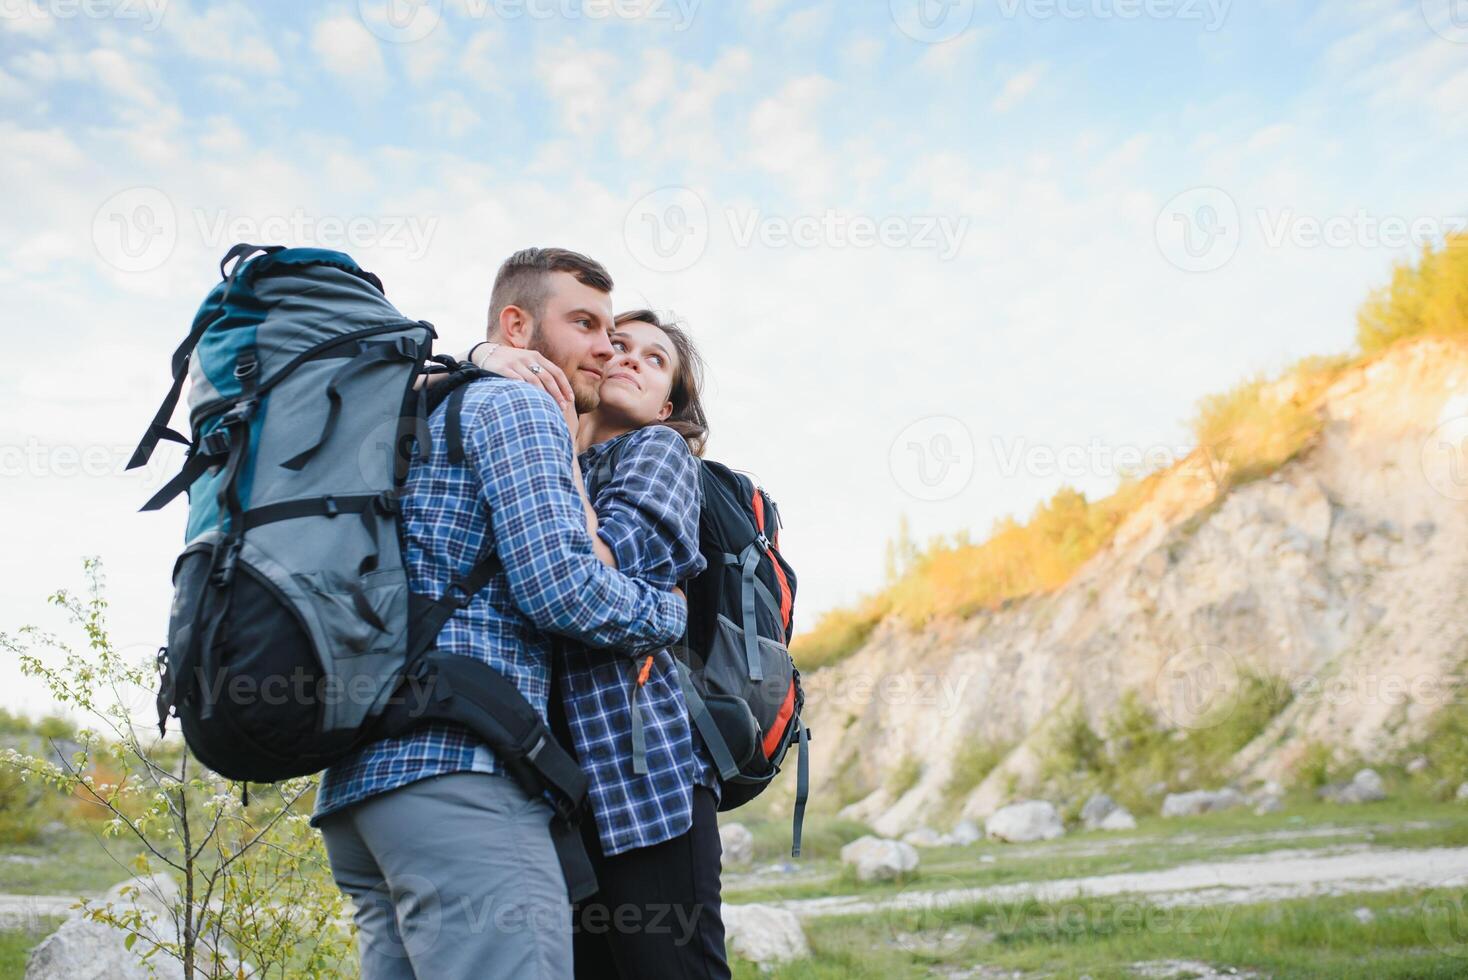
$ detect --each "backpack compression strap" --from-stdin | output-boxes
[791,716,809,858]
[127,245,282,472]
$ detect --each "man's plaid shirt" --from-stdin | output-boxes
[561,426,715,855]
[312,380,686,825]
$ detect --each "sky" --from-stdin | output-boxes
[1,0,1466,716]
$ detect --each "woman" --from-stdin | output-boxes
[473,310,728,979]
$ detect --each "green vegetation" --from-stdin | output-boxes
[885,755,923,800]
[0,916,66,980]
[793,236,1468,673]
[1358,233,1468,352]
[1190,367,1330,493]
[729,887,1468,979]
[684,795,1468,907]
[1,562,353,979]
[793,480,1158,671]
[941,738,1012,811]
[1035,677,1293,814]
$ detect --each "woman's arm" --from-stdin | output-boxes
[585,426,706,590]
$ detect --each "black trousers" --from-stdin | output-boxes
[570,786,731,980]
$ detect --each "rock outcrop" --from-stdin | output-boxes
[785,340,1468,836]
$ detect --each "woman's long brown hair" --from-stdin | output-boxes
[613,309,709,457]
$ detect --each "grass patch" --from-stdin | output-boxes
[0,915,65,979]
[885,756,922,801]
[725,792,1468,906]
[1034,678,1293,815]
[820,887,1468,979]
[0,826,147,896]
[1358,234,1468,352]
[740,816,873,866]
[941,738,1012,815]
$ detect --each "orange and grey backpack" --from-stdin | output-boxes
[591,451,810,855]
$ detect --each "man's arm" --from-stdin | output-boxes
[465,383,684,650]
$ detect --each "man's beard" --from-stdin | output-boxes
[530,323,601,414]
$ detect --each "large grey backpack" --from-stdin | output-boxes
[132,244,597,899]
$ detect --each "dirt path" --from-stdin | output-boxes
[774,845,1468,919]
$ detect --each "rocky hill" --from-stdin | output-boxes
[792,338,1468,837]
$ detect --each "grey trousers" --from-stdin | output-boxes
[319,771,572,980]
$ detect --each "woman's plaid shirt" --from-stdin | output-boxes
[312,380,687,825]
[559,425,713,855]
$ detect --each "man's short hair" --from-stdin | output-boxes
[487,247,614,333]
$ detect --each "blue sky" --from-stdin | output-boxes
[1,0,1466,714]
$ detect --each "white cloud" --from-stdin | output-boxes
[779,1,834,42]
[86,48,164,109]
[311,15,385,84]
[401,21,456,84]
[198,115,248,154]
[457,30,501,90]
[746,74,836,197]
[842,36,882,69]
[993,61,1046,112]
[428,92,482,139]
[162,0,282,73]
[918,30,982,74]
[535,39,619,136]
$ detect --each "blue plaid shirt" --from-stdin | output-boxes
[312,380,686,824]
[560,426,714,855]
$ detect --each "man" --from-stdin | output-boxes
[312,248,684,979]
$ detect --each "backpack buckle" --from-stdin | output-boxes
[219,397,258,427]
[755,533,771,553]
[201,429,231,457]
[233,352,259,380]
[322,495,339,518]
[211,538,242,588]
[394,336,419,360]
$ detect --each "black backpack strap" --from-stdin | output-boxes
[127,311,219,471]
[128,245,282,472]
[791,716,809,857]
[672,659,740,781]
[382,548,600,902]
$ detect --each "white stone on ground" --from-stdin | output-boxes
[840,835,920,882]
[720,822,755,868]
[985,801,1065,843]
[722,903,810,966]
[1161,788,1245,818]
[26,874,247,980]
